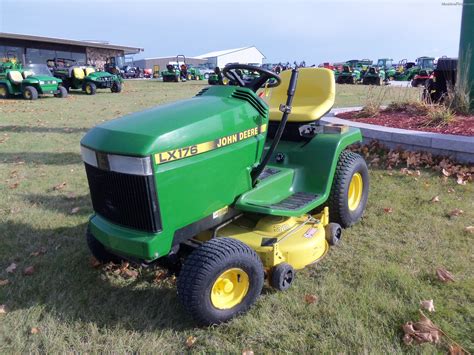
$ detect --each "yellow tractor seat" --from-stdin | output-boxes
[22,70,33,79]
[8,71,24,84]
[84,67,95,76]
[73,67,85,79]
[268,68,335,123]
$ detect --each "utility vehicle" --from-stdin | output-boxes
[81,65,369,325]
[0,61,67,100]
[51,58,122,95]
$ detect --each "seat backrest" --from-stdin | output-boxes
[268,68,335,122]
[84,67,95,76]
[8,71,24,84]
[73,67,85,79]
[22,70,33,79]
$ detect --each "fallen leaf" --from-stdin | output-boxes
[442,168,451,177]
[304,294,318,304]
[6,263,17,273]
[430,195,440,203]
[420,299,435,312]
[0,305,7,314]
[465,226,474,234]
[449,345,466,355]
[436,267,455,282]
[0,279,10,286]
[30,327,39,334]
[242,350,254,355]
[448,208,464,217]
[30,247,46,257]
[456,177,466,185]
[402,333,413,345]
[402,322,416,335]
[447,187,455,193]
[70,207,80,214]
[23,266,35,276]
[383,207,393,213]
[90,257,101,268]
[53,182,67,190]
[8,182,19,189]
[122,269,139,279]
[185,335,197,348]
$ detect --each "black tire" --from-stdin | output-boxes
[270,262,295,291]
[177,237,264,325]
[111,82,122,93]
[55,86,68,98]
[86,227,122,264]
[336,76,344,84]
[0,83,9,99]
[84,82,97,95]
[411,79,418,87]
[325,223,342,246]
[23,86,38,100]
[327,150,369,228]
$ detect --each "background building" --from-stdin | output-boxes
[195,46,266,67]
[133,56,207,71]
[0,32,143,69]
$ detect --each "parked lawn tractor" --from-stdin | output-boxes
[336,64,359,84]
[51,58,122,95]
[361,66,384,85]
[394,57,435,83]
[161,55,187,82]
[208,67,224,85]
[81,66,369,325]
[423,57,457,103]
[187,66,204,80]
[0,60,67,100]
[375,58,396,80]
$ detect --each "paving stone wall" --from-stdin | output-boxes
[86,47,124,69]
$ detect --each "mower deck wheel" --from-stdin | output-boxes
[327,150,369,228]
[270,262,295,291]
[23,86,38,100]
[325,223,342,246]
[177,237,264,325]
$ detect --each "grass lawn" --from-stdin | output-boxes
[0,81,472,353]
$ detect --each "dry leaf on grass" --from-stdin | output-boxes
[448,208,464,217]
[447,187,455,193]
[420,300,435,312]
[70,207,80,214]
[304,294,318,304]
[90,257,101,268]
[8,182,19,189]
[430,196,440,203]
[23,266,35,276]
[465,226,474,234]
[0,305,7,314]
[383,207,393,213]
[53,182,67,190]
[242,350,254,355]
[185,335,197,348]
[0,279,10,286]
[402,311,441,345]
[30,327,39,334]
[436,268,455,282]
[6,263,17,273]
[30,247,46,257]
[449,345,467,355]
[442,168,452,177]
[122,268,139,279]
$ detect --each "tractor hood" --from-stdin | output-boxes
[81,86,267,157]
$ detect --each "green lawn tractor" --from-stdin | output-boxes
[335,64,359,84]
[51,58,122,95]
[362,66,384,85]
[375,58,396,80]
[162,55,187,82]
[393,57,435,83]
[81,65,369,325]
[0,61,67,100]
[208,66,224,85]
[187,66,204,80]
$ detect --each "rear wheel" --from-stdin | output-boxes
[55,86,68,98]
[0,84,9,99]
[84,82,97,95]
[111,82,122,93]
[23,86,38,100]
[177,237,264,325]
[327,150,369,228]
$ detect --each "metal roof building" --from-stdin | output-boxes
[0,32,143,69]
[195,46,266,67]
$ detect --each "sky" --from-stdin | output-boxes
[0,0,464,65]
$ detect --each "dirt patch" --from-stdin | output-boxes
[338,110,474,137]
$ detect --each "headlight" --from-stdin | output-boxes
[80,146,153,176]
[39,81,45,85]
[52,81,57,84]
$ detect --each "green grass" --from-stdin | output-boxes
[1,81,472,353]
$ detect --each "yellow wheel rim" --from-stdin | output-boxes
[86,85,91,94]
[0,87,6,96]
[24,90,31,99]
[211,268,249,310]
[348,172,363,211]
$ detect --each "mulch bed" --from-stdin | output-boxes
[338,110,474,137]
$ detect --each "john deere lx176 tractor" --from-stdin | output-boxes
[81,65,369,325]
[51,58,122,95]
[0,60,67,100]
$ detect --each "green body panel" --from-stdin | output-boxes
[83,85,362,261]
[236,128,362,216]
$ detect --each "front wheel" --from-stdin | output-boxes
[177,237,264,325]
[111,82,122,93]
[0,83,9,99]
[327,151,369,228]
[84,82,97,95]
[55,86,68,98]
[23,86,39,100]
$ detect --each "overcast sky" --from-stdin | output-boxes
[0,0,464,64]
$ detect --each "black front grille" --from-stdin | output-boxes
[85,163,161,233]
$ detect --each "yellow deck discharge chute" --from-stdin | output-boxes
[268,68,335,122]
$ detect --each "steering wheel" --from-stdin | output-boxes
[222,64,281,92]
